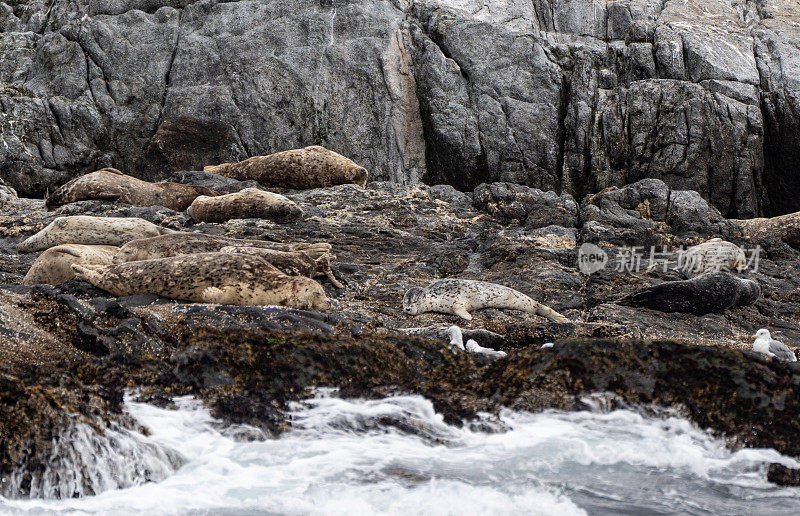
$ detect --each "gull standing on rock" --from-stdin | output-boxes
[753,329,797,362]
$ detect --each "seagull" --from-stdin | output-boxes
[753,329,797,362]
[465,339,507,358]
[447,326,506,357]
[541,342,554,349]
[446,325,465,351]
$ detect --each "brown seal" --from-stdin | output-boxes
[22,244,119,285]
[113,232,331,264]
[203,146,368,190]
[219,246,344,288]
[71,252,331,309]
[735,211,800,250]
[45,168,219,211]
[187,188,303,223]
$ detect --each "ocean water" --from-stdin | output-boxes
[2,392,799,515]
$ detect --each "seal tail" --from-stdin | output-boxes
[530,301,570,323]
[203,163,230,176]
[71,263,104,285]
[514,291,569,322]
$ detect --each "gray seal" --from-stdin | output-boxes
[618,272,760,315]
[402,279,570,322]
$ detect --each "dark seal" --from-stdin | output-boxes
[618,272,760,315]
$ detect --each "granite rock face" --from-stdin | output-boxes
[1,0,800,217]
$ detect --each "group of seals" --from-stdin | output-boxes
[204,145,368,190]
[72,253,330,309]
[403,279,569,322]
[17,215,337,309]
[187,188,302,223]
[45,168,219,211]
[17,146,371,308]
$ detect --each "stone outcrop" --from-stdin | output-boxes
[1,0,799,218]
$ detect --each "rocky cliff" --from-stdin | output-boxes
[2,0,800,217]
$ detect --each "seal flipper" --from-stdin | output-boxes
[92,191,122,202]
[201,286,241,305]
[531,301,570,323]
[452,305,473,320]
[71,263,104,285]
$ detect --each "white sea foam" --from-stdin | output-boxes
[2,393,799,515]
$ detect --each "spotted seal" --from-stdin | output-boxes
[18,216,172,253]
[113,232,331,264]
[219,246,344,288]
[22,244,119,285]
[680,238,746,275]
[618,272,760,315]
[71,252,331,309]
[45,168,219,211]
[204,146,368,190]
[402,279,570,322]
[187,188,302,223]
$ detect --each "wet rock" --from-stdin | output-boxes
[767,463,800,486]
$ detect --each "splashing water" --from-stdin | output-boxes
[2,392,800,514]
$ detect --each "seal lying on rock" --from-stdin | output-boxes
[22,244,119,285]
[204,146,369,190]
[18,216,172,253]
[618,272,760,315]
[735,211,800,250]
[113,232,331,263]
[219,246,344,288]
[71,252,331,309]
[403,279,570,322]
[680,238,746,275]
[187,188,302,223]
[45,168,219,211]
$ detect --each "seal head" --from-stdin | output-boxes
[402,287,425,315]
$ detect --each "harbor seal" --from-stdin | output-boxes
[22,244,119,285]
[71,252,331,309]
[204,146,369,190]
[18,216,172,253]
[680,238,746,275]
[219,246,344,288]
[45,168,219,211]
[618,272,760,315]
[403,279,570,322]
[187,188,302,223]
[113,233,331,263]
[734,211,800,250]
